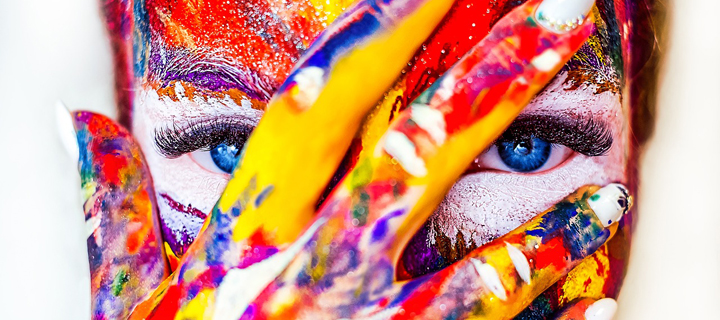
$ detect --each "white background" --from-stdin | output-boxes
[0,0,718,318]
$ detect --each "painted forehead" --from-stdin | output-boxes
[133,0,623,100]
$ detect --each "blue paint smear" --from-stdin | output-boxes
[526,201,610,260]
[255,185,274,208]
[371,209,404,242]
[278,10,381,93]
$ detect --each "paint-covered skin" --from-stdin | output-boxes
[69,0,631,318]
[247,186,625,319]
[232,3,609,318]
[120,3,633,310]
[73,111,168,319]
[79,0,653,317]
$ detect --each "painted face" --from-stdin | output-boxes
[104,0,652,315]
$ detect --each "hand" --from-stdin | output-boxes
[69,0,629,318]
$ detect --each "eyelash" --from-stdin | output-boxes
[154,118,255,159]
[153,114,611,177]
[495,115,613,157]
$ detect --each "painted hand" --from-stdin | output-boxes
[68,0,630,318]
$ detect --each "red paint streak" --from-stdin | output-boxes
[582,277,592,293]
[146,285,181,319]
[143,0,325,85]
[378,297,389,308]
[400,0,528,108]
[534,237,568,271]
[248,228,274,247]
[97,153,127,185]
[160,193,208,219]
[392,277,444,320]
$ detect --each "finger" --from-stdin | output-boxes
[244,0,596,317]
[394,184,631,319]
[216,0,458,248]
[69,110,169,319]
[315,0,595,272]
[554,298,618,320]
[130,0,459,316]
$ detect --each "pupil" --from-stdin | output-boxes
[514,141,531,156]
[497,137,551,172]
[210,143,241,173]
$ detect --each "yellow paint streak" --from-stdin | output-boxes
[220,0,456,245]
[175,289,215,320]
[559,245,611,303]
[359,85,406,156]
[307,0,358,23]
[386,99,526,263]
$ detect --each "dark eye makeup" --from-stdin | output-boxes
[465,113,613,174]
[153,113,611,176]
[153,117,255,159]
[496,114,613,157]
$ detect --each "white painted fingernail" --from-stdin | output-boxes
[383,130,428,177]
[505,242,531,284]
[588,183,632,228]
[585,298,617,320]
[535,0,595,33]
[55,101,79,163]
[471,258,507,301]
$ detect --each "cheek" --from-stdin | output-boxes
[429,124,629,248]
[146,155,229,212]
[132,103,230,214]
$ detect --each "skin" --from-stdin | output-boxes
[132,59,628,273]
[422,72,626,264]
[88,0,647,317]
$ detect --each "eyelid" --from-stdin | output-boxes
[466,114,611,175]
[498,114,613,157]
[153,116,257,158]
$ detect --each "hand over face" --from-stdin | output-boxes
[73,0,635,318]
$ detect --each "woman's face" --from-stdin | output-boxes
[125,0,632,309]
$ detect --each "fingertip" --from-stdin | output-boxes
[535,0,595,34]
[55,101,79,163]
[588,183,632,228]
[585,298,618,320]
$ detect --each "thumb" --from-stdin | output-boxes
[71,110,169,319]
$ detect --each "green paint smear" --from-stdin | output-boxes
[590,194,600,201]
[349,159,373,190]
[527,15,539,27]
[352,191,370,226]
[111,269,130,296]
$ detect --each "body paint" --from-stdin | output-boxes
[73,111,168,319]
[240,1,597,318]
[391,185,627,319]
[87,1,648,316]
[246,184,629,319]
[128,0,458,316]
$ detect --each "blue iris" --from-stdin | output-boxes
[210,143,241,173]
[497,137,551,172]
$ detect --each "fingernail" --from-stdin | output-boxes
[588,183,632,228]
[585,298,617,320]
[55,101,79,163]
[535,0,595,33]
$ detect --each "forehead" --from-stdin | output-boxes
[134,0,624,100]
[136,0,353,94]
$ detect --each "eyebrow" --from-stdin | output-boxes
[148,49,278,102]
[561,41,621,94]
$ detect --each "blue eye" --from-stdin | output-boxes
[209,143,241,173]
[496,137,551,172]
